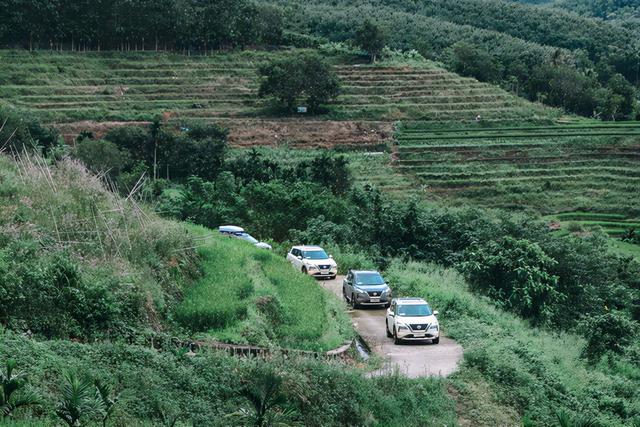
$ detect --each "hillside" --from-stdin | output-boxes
[394,121,640,215]
[0,50,554,141]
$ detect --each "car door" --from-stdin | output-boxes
[386,301,396,333]
[287,248,297,265]
[343,271,354,299]
[290,249,303,270]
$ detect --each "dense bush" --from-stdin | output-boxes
[0,105,60,154]
[0,332,457,426]
[460,237,560,324]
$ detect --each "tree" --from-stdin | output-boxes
[449,41,502,83]
[73,139,131,180]
[461,237,560,324]
[1,359,40,417]
[231,367,300,427]
[582,311,638,360]
[56,371,100,427]
[258,54,340,113]
[354,20,385,63]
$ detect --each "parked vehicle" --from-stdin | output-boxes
[286,245,337,279]
[218,225,272,250]
[385,298,440,344]
[343,270,392,308]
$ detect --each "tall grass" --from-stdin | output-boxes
[175,225,353,351]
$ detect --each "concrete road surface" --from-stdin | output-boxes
[321,275,463,378]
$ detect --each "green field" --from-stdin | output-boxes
[0,50,553,127]
[393,122,640,214]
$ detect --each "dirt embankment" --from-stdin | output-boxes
[54,118,393,149]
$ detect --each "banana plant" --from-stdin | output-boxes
[0,359,41,417]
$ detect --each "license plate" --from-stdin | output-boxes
[370,297,380,303]
[414,333,425,338]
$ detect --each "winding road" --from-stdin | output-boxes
[321,276,463,378]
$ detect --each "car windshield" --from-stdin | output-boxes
[356,272,385,285]
[303,250,329,260]
[236,232,258,244]
[397,304,432,317]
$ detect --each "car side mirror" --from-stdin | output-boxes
[433,310,439,316]
[297,256,302,260]
[329,254,333,258]
[388,310,394,316]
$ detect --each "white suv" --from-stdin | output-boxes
[386,298,440,344]
[286,245,337,279]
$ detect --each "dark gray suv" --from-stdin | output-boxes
[343,270,392,309]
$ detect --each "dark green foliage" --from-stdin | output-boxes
[1,359,40,417]
[73,139,131,180]
[233,366,300,427]
[0,0,284,51]
[0,106,59,154]
[97,122,228,185]
[461,237,560,324]
[55,371,100,427]
[354,20,385,63]
[0,237,144,339]
[582,311,638,360]
[258,54,340,112]
[449,41,502,82]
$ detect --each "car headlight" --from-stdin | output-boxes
[354,287,367,295]
[307,265,318,270]
[429,324,439,331]
[383,287,391,295]
[397,324,409,331]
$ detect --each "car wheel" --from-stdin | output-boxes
[384,302,390,308]
[432,337,440,345]
[393,328,401,345]
[343,289,348,302]
[386,320,392,338]
[351,294,358,309]
[301,266,307,274]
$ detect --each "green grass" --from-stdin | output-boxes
[0,49,556,124]
[385,261,640,427]
[175,224,352,352]
[609,240,640,259]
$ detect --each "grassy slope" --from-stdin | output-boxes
[385,261,640,427]
[0,154,198,339]
[394,122,640,215]
[175,224,353,351]
[0,49,554,125]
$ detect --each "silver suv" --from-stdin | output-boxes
[343,270,392,308]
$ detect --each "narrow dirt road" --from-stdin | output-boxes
[321,276,463,378]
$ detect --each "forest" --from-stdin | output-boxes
[0,0,286,51]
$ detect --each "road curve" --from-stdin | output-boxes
[321,276,463,378]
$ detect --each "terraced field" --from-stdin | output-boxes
[544,212,640,237]
[1,50,553,144]
[394,122,640,214]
